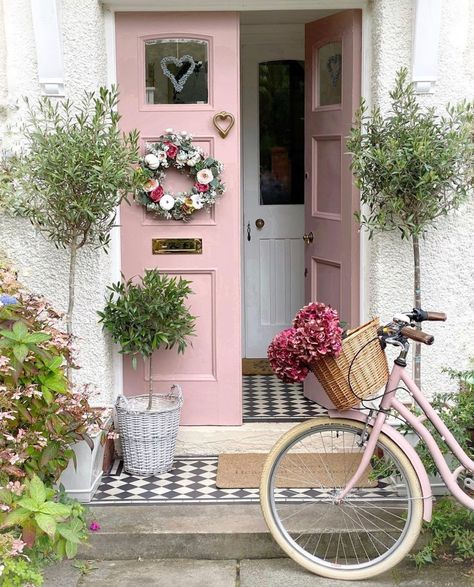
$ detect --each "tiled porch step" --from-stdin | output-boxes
[82,504,425,561]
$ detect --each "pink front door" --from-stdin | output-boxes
[303,10,362,404]
[115,12,242,425]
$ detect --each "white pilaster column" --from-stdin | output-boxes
[30,0,65,96]
[412,0,442,94]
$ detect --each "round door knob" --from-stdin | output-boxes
[302,231,314,245]
[255,218,265,229]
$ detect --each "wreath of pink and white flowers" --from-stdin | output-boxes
[137,129,225,221]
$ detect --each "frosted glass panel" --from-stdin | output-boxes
[145,38,208,105]
[318,42,342,106]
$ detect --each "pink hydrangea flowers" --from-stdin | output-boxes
[268,302,343,383]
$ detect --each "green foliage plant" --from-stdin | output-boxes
[412,497,474,567]
[347,67,474,386]
[5,86,143,367]
[0,295,101,486]
[0,475,88,560]
[98,270,196,410]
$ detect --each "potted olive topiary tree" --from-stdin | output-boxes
[98,269,196,476]
[3,87,144,381]
[347,68,474,387]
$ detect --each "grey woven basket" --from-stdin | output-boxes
[115,385,183,477]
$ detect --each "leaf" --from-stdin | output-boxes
[25,332,51,344]
[12,321,29,340]
[17,497,40,512]
[29,475,46,504]
[13,343,29,363]
[1,507,31,528]
[57,522,83,543]
[65,539,78,559]
[39,502,71,518]
[35,512,57,537]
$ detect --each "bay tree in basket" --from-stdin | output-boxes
[98,269,196,409]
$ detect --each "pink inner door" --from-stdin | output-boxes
[303,10,362,405]
[115,12,242,425]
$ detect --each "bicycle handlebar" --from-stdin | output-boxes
[406,308,447,322]
[400,326,434,345]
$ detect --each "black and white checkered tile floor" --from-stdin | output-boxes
[92,456,399,506]
[242,375,327,422]
[92,374,332,505]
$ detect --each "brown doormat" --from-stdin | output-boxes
[242,358,274,375]
[216,453,378,489]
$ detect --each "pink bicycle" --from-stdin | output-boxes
[260,309,474,580]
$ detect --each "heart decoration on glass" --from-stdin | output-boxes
[160,55,196,93]
[326,53,342,88]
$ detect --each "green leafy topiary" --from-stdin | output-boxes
[347,67,474,386]
[98,270,196,409]
[4,87,144,366]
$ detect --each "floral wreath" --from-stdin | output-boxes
[136,129,225,221]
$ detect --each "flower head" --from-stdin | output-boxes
[143,178,159,193]
[196,168,213,185]
[149,185,164,202]
[191,194,204,210]
[194,182,209,193]
[267,328,309,383]
[89,521,101,532]
[164,142,178,159]
[144,153,160,170]
[0,294,18,306]
[159,194,175,211]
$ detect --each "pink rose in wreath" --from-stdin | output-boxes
[150,185,164,202]
[194,182,209,193]
[164,142,178,159]
[143,178,159,192]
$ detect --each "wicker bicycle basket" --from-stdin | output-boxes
[310,318,389,410]
[115,385,183,477]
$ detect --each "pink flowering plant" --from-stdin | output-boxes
[268,302,343,383]
[0,261,103,583]
[136,129,225,221]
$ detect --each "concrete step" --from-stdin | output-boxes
[45,558,465,587]
[82,503,423,561]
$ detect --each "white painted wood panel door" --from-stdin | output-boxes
[242,40,305,358]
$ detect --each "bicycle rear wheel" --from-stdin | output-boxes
[260,418,423,580]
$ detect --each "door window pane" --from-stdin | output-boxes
[318,42,342,106]
[259,60,304,206]
[145,38,208,104]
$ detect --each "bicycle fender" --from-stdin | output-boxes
[329,409,433,521]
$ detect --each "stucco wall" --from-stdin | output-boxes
[0,0,473,406]
[368,0,474,397]
[0,0,116,406]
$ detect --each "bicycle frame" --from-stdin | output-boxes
[332,363,474,510]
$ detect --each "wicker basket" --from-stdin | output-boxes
[310,318,388,411]
[115,385,183,476]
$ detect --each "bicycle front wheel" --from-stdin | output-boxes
[260,418,423,581]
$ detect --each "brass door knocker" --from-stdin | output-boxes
[213,111,235,138]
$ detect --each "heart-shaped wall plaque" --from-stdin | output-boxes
[160,55,196,93]
[213,111,235,139]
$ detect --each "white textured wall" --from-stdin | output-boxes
[0,0,115,406]
[368,0,474,397]
[0,0,473,407]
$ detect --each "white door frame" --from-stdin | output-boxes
[103,2,372,394]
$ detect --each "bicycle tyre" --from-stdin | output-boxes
[260,418,424,580]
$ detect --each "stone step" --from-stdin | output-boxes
[82,503,424,561]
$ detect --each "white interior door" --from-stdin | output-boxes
[242,35,305,358]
